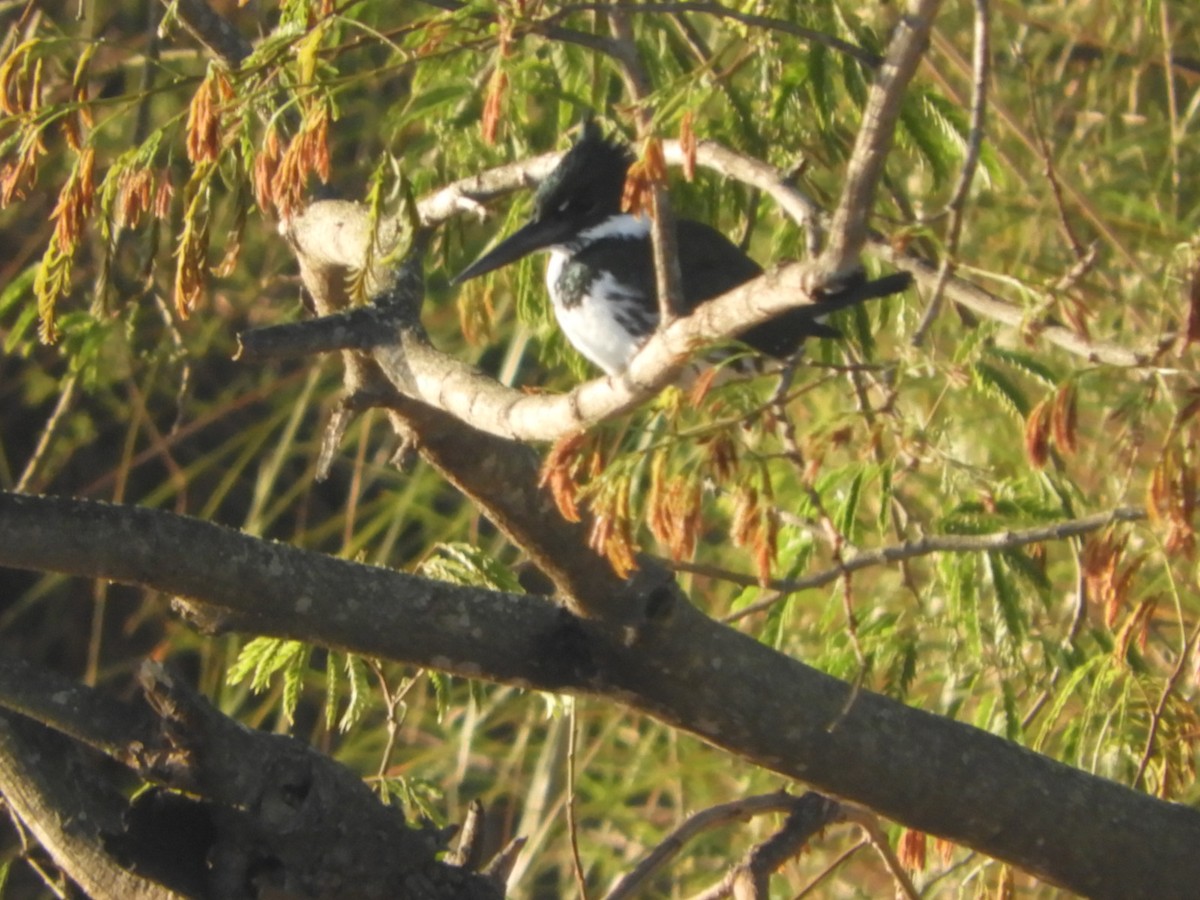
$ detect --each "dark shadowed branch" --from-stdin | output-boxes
[2,491,1200,899]
[0,652,502,899]
[604,791,825,900]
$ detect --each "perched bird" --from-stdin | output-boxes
[454,121,907,375]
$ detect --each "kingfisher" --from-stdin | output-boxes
[454,121,908,375]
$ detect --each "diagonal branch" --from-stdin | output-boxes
[272,200,906,443]
[606,10,687,323]
[821,0,943,276]
[164,0,252,67]
[604,791,805,899]
[3,491,1200,899]
[0,710,185,900]
[0,652,503,900]
[911,0,991,345]
[871,237,1165,367]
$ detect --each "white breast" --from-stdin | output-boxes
[545,251,653,374]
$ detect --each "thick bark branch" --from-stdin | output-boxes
[0,711,186,900]
[2,491,1199,899]
[0,649,503,899]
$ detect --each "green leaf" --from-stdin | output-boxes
[1000,548,1051,603]
[429,670,450,723]
[325,651,341,730]
[898,97,949,183]
[776,527,815,581]
[228,636,302,690]
[0,263,37,318]
[281,643,312,725]
[398,84,471,127]
[849,298,875,360]
[416,542,521,592]
[894,635,918,700]
[836,468,864,543]
[983,345,1060,388]
[339,654,371,732]
[971,361,1029,419]
[987,552,1026,650]
[876,462,892,534]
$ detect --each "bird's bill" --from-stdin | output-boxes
[452,215,571,284]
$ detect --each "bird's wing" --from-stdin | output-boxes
[674,219,763,311]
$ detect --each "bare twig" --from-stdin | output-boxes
[870,235,1163,367]
[163,0,252,66]
[566,700,589,900]
[927,28,1143,274]
[606,10,686,323]
[15,373,79,493]
[481,835,526,886]
[941,0,991,219]
[792,837,869,899]
[765,375,867,682]
[912,0,990,345]
[839,805,921,900]
[1159,2,1182,217]
[604,791,804,900]
[1026,73,1088,262]
[1133,616,1200,791]
[448,799,487,870]
[704,506,1148,623]
[541,2,882,68]
[688,793,842,900]
[366,662,421,787]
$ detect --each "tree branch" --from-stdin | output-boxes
[0,652,503,899]
[163,0,252,67]
[261,128,1155,453]
[0,711,184,900]
[911,0,990,345]
[271,199,905,443]
[606,10,687,323]
[655,506,1152,622]
[604,791,805,899]
[871,236,1166,367]
[3,491,1200,899]
[687,793,843,900]
[540,2,883,69]
[821,0,943,276]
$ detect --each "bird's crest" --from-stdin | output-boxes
[533,120,635,220]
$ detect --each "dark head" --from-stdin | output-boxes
[453,121,635,284]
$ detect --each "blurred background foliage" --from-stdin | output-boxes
[1,0,1199,896]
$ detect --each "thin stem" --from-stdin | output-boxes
[566,699,589,900]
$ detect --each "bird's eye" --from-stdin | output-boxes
[557,199,572,214]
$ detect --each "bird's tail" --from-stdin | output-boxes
[808,270,914,319]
